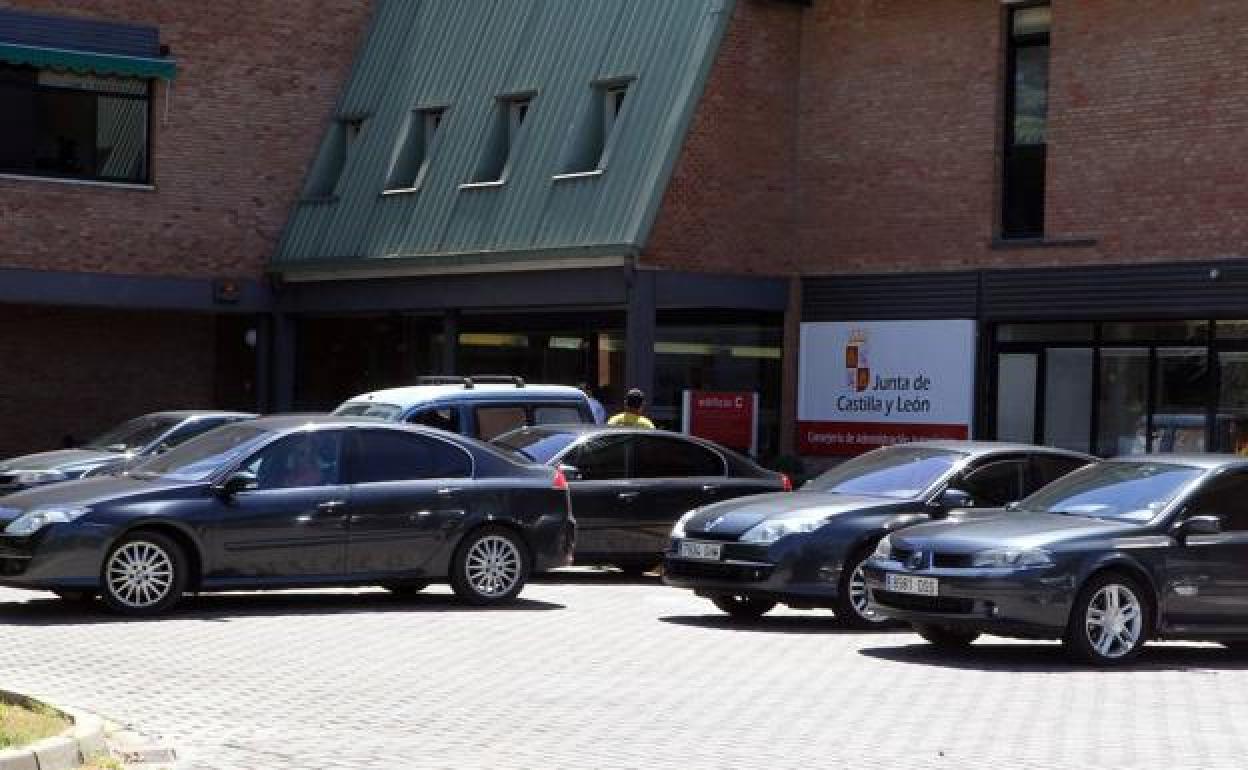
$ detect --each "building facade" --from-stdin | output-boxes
[4,0,1248,463]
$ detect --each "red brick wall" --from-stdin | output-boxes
[0,305,217,456]
[795,0,1248,275]
[642,0,802,275]
[0,0,372,280]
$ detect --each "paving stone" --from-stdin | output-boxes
[0,576,1246,769]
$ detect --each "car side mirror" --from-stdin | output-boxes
[1175,515,1222,539]
[932,488,975,512]
[214,471,257,499]
[558,464,583,482]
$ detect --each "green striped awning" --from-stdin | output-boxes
[0,42,176,80]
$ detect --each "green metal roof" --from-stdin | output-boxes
[0,42,176,79]
[273,0,735,275]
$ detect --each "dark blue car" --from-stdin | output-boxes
[0,416,573,615]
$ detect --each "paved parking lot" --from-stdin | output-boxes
[3,573,1248,769]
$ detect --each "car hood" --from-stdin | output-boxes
[890,511,1135,553]
[0,448,124,474]
[0,475,202,522]
[684,491,910,538]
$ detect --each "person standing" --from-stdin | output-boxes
[608,388,655,429]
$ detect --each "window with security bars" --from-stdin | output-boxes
[0,64,151,183]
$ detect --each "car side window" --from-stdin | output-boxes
[533,404,586,426]
[243,432,343,490]
[564,435,631,481]
[350,430,472,483]
[408,407,461,434]
[632,436,725,479]
[960,458,1028,507]
[475,406,528,441]
[1183,472,1248,531]
[1030,455,1091,492]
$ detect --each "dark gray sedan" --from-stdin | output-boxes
[0,410,256,493]
[664,442,1092,626]
[865,455,1248,665]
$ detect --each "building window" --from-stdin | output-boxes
[1001,4,1051,239]
[0,64,151,184]
[471,94,532,184]
[305,115,367,199]
[385,107,445,192]
[560,79,631,176]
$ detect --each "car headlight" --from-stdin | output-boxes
[970,548,1053,568]
[873,535,893,560]
[4,507,91,537]
[11,470,68,486]
[740,515,828,545]
[671,510,699,539]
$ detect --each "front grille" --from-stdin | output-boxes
[933,553,973,568]
[873,590,974,614]
[665,559,773,582]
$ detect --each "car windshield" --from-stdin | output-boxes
[1017,461,1205,522]
[333,402,402,420]
[131,423,275,482]
[84,415,181,453]
[492,429,578,464]
[804,446,965,500]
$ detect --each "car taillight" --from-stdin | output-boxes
[553,468,569,491]
[782,474,793,492]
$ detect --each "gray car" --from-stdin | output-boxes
[865,455,1248,665]
[0,411,256,493]
[663,441,1092,626]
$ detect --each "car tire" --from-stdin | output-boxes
[915,624,979,649]
[382,581,431,597]
[835,548,893,629]
[450,526,530,606]
[99,531,188,617]
[711,595,777,620]
[1063,571,1151,666]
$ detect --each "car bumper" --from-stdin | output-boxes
[0,526,108,591]
[863,561,1076,638]
[662,538,842,607]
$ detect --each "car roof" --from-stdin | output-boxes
[898,440,1094,459]
[146,410,258,420]
[1105,453,1248,471]
[340,384,587,409]
[243,414,389,431]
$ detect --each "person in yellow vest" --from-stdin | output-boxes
[608,388,656,429]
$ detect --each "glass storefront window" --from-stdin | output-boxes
[1044,348,1093,452]
[1103,321,1208,343]
[1217,351,1248,454]
[996,323,1094,343]
[996,354,1038,443]
[1215,321,1248,340]
[1096,348,1149,456]
[1151,347,1209,453]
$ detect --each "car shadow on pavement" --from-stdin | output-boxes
[660,614,903,636]
[0,590,565,625]
[859,641,1248,672]
[533,569,662,586]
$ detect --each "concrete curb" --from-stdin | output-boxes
[0,691,107,770]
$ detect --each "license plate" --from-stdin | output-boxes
[679,541,723,561]
[886,573,939,596]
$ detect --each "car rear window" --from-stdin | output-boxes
[333,402,403,420]
[475,406,528,441]
[533,404,586,425]
[493,429,579,463]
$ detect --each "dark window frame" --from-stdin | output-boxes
[0,63,154,185]
[1000,2,1051,239]
[346,428,474,483]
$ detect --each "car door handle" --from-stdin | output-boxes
[437,487,460,496]
[617,491,640,502]
[701,485,720,494]
[316,500,347,515]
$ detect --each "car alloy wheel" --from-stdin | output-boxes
[101,532,187,616]
[451,526,530,605]
[1065,572,1150,666]
[836,550,891,628]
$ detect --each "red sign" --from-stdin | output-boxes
[798,421,970,456]
[683,391,758,454]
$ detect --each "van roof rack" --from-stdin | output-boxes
[416,375,526,389]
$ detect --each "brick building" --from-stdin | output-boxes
[4,0,1248,463]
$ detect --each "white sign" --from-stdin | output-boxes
[798,320,977,455]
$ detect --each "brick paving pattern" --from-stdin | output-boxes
[1,574,1246,769]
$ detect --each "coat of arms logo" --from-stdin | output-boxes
[845,329,870,393]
